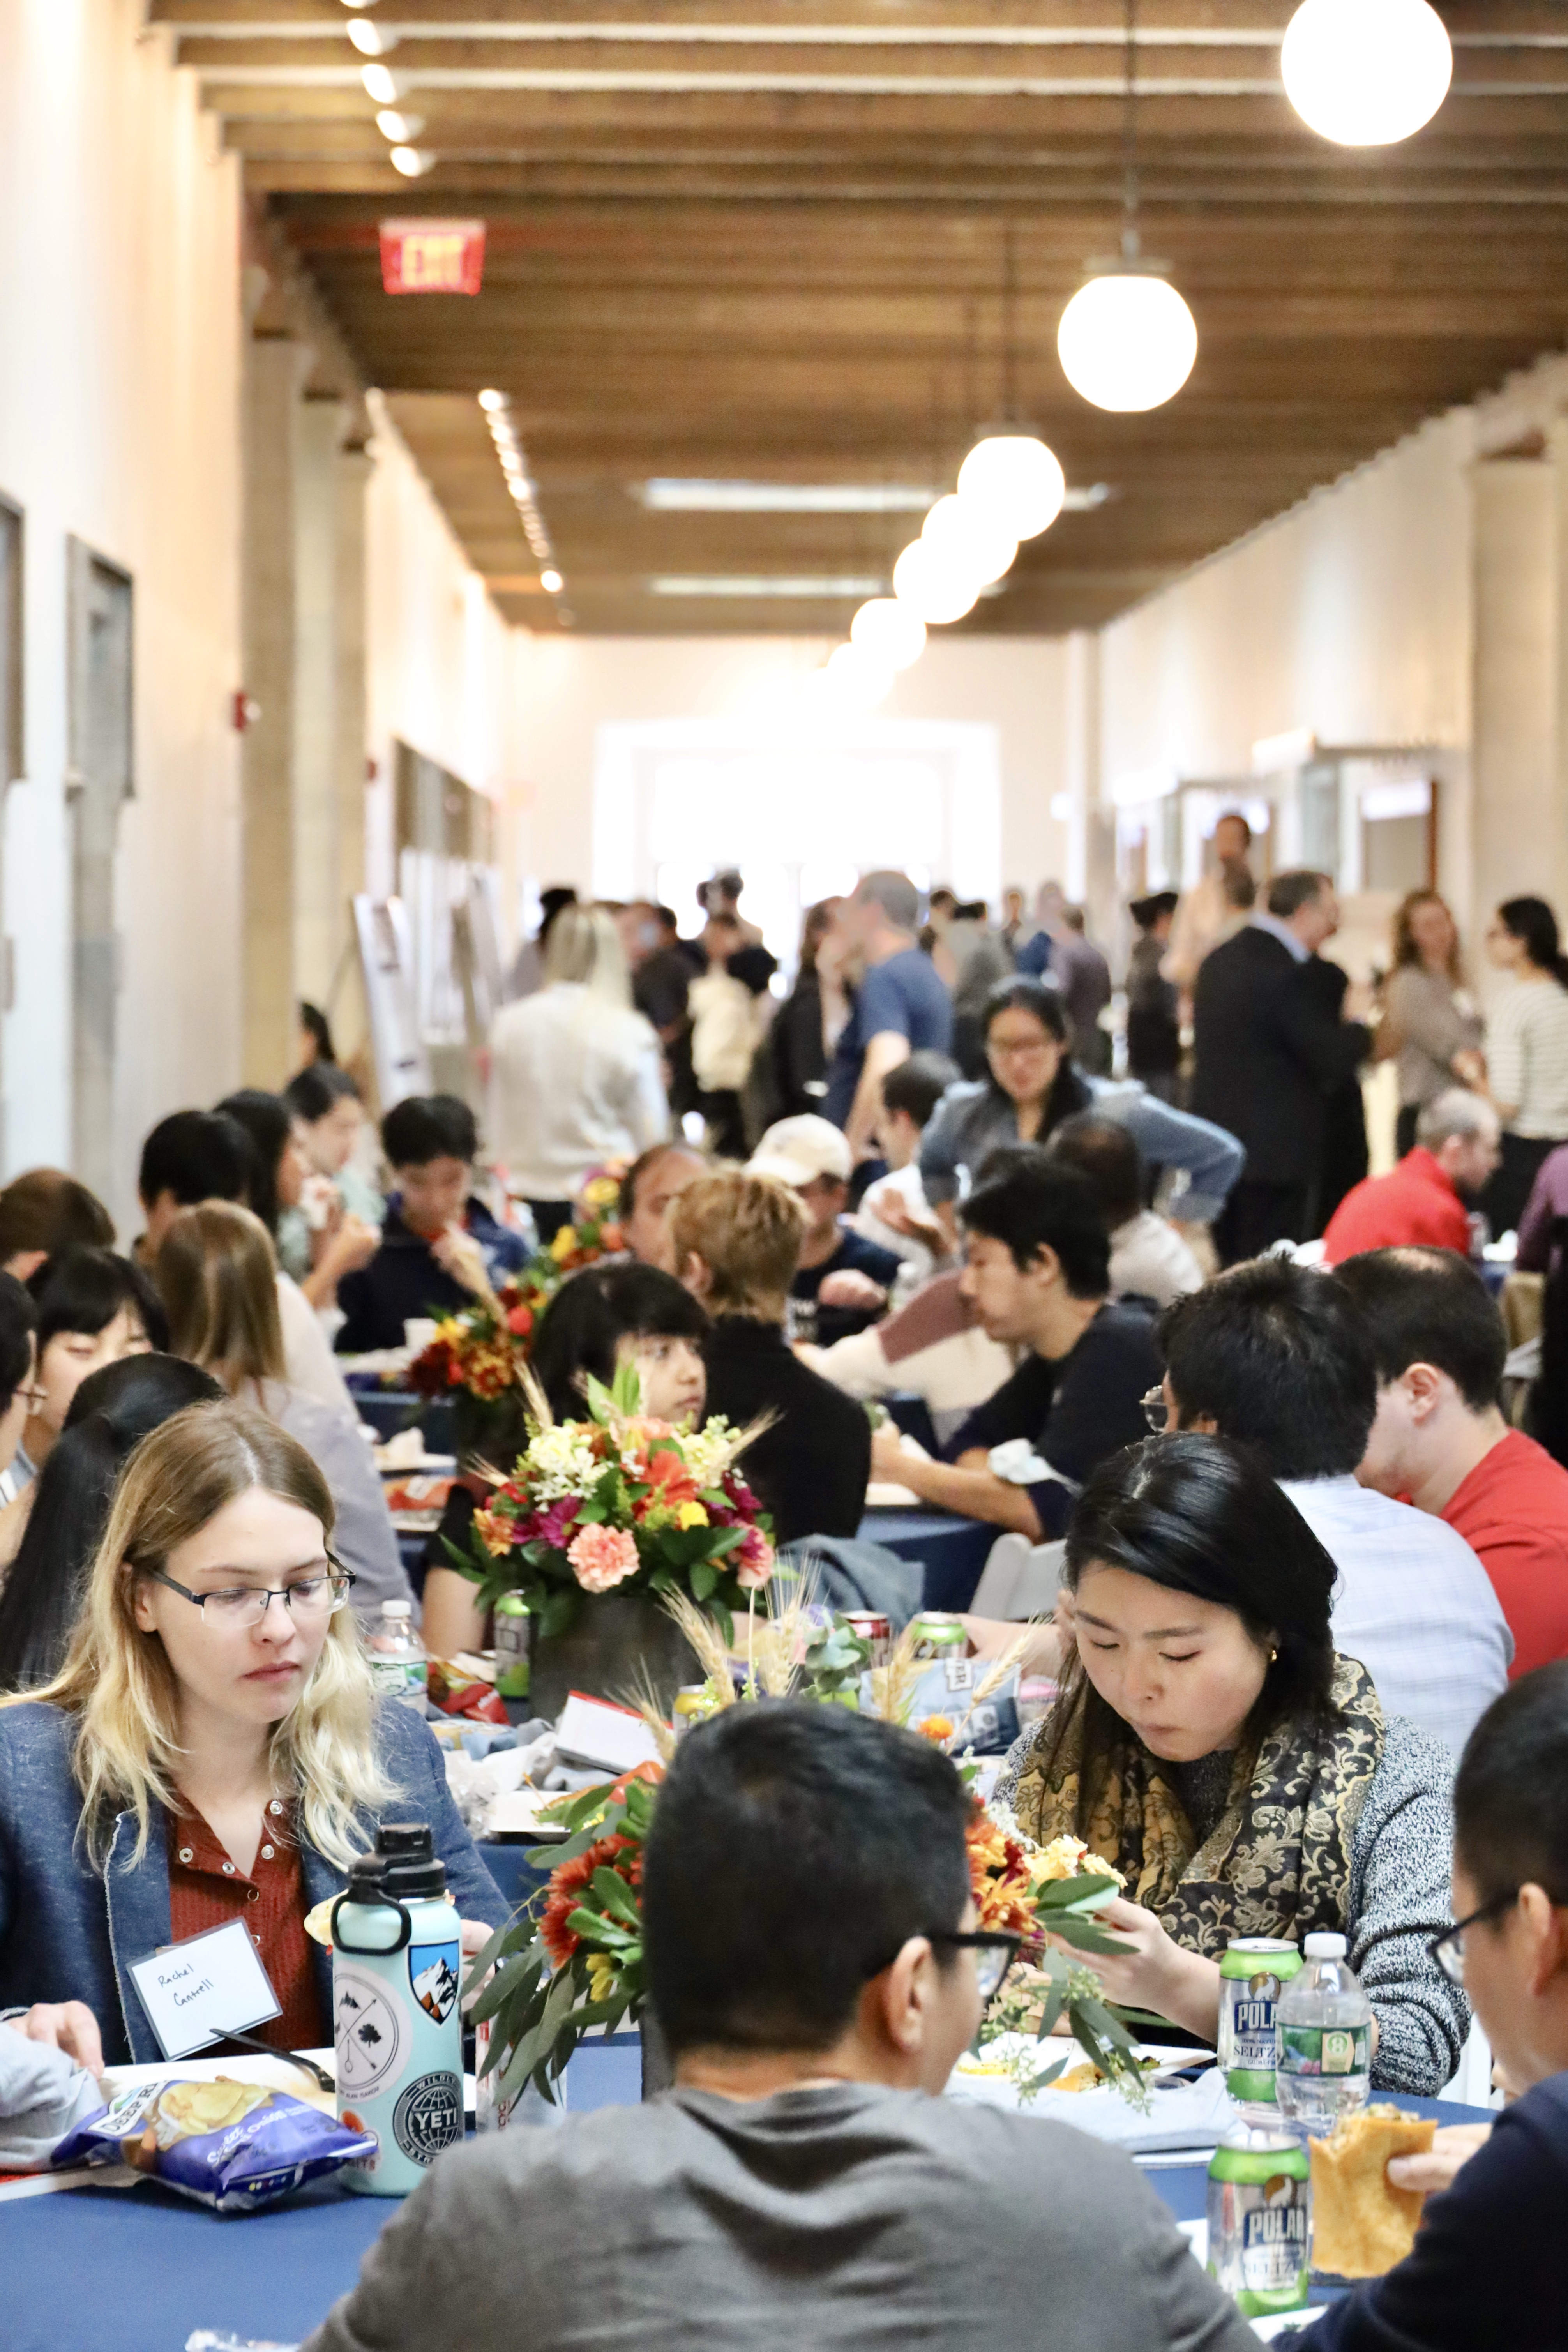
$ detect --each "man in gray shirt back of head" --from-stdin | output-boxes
[306,1705,1254,2352]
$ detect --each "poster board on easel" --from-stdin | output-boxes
[353,893,431,1112]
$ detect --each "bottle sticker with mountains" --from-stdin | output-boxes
[1278,2024,1370,2077]
[408,1939,461,2027]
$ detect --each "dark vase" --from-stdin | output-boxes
[452,1388,531,1476]
[528,1592,702,1722]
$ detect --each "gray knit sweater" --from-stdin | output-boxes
[993,1710,1469,2097]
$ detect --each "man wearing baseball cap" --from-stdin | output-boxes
[748,1116,902,1347]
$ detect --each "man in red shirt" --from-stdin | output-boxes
[1322,1089,1499,1265]
[1340,1245,1568,1676]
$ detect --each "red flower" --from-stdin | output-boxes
[540,1830,641,1967]
[506,1303,535,1337]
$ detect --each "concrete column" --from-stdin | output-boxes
[1470,452,1560,923]
[242,334,312,1085]
[293,395,347,1012]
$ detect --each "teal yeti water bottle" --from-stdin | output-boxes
[331,1822,464,2197]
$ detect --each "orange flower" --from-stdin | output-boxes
[641,1444,701,1511]
[540,1830,641,1967]
[966,1805,1039,1937]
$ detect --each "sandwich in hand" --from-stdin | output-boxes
[1310,2104,1436,2278]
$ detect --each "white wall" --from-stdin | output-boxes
[0,2,243,1225]
[363,397,530,900]
[1098,345,1568,949]
[508,631,1075,909]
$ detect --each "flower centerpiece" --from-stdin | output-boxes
[464,1600,1157,2119]
[965,1812,1152,2106]
[406,1168,629,1459]
[454,1359,774,1714]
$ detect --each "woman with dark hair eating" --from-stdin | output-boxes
[996,1432,1467,2091]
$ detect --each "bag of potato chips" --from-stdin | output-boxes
[52,2076,377,2212]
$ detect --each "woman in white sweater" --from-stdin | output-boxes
[487,904,668,1241]
[1482,895,1568,1235]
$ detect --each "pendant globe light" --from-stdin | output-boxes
[850,597,927,671]
[920,494,1017,590]
[953,229,1067,544]
[1056,0,1198,415]
[957,433,1065,541]
[892,539,980,626]
[1282,0,1451,147]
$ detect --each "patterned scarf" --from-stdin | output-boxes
[1009,1655,1384,1955]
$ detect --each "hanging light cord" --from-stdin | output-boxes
[1121,0,1141,261]
[1002,223,1018,423]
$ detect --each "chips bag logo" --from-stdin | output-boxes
[410,1940,461,2027]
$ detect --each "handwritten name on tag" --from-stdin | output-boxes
[128,1920,283,2060]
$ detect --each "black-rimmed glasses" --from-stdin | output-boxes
[930,1930,1025,2004]
[1428,1893,1517,1986]
[141,1555,357,1632]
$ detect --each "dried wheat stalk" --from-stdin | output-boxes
[868,1619,926,1727]
[659,1588,736,1705]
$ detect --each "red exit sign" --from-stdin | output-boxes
[379,219,486,295]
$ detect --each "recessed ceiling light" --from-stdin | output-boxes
[541,569,565,593]
[648,576,887,598]
[388,145,434,177]
[478,389,506,412]
[361,63,401,104]
[639,480,938,514]
[348,19,397,55]
[375,109,424,142]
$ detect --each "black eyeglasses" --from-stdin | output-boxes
[1428,1892,1517,1986]
[932,1930,1024,2004]
[142,1554,357,1632]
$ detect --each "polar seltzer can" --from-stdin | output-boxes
[1219,1937,1304,2113]
[1207,2123,1312,2318]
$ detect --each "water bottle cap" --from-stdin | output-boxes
[347,1819,448,1902]
[381,1601,412,1620]
[1303,1932,1347,1958]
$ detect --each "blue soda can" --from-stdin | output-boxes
[332,1821,464,2197]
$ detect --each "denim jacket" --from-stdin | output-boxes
[0,1699,507,2064]
[918,1072,1245,1224]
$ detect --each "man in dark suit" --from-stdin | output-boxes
[1192,869,1370,1264]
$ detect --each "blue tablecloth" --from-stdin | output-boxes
[858,1507,994,1612]
[0,2075,1492,2352]
[354,1390,456,1453]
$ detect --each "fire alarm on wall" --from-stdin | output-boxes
[231,692,261,732]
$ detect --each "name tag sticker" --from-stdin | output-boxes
[128,1919,283,2060]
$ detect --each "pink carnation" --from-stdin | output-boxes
[567,1523,640,1594]
[734,1525,775,1591]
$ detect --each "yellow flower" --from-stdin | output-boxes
[586,1952,618,2004]
[1028,1834,1124,1889]
[549,1224,579,1263]
[675,1501,709,1530]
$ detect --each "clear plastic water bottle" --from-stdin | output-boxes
[1275,1931,1372,2135]
[367,1599,428,1710]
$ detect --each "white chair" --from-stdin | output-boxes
[970,1532,1029,1617]
[969,1535,1066,1621]
[1439,2017,1501,2110]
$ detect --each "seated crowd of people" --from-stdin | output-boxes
[1,867,1567,2347]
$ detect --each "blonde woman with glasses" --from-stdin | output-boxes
[0,1400,505,2071]
[153,1200,412,1624]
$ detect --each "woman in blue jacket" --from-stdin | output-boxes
[919,977,1244,1243]
[0,1398,505,2070]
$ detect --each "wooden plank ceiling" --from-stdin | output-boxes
[161,0,1568,635]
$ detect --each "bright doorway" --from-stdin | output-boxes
[592,717,1001,969]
